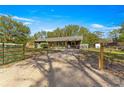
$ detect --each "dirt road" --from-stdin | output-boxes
[0,49,123,87]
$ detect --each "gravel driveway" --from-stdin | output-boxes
[0,49,123,87]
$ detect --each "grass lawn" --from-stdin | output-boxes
[88,48,124,54]
[87,48,124,63]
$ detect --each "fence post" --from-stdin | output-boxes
[23,44,25,60]
[99,42,104,70]
[2,42,4,64]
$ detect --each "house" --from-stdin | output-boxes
[35,36,83,49]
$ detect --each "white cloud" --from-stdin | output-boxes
[89,24,121,38]
[90,23,121,31]
[91,24,105,29]
[13,16,34,22]
[106,26,121,30]
[0,13,34,22]
[42,28,55,32]
[23,22,32,25]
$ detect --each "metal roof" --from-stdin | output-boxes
[35,36,83,42]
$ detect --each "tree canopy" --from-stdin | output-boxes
[109,24,124,42]
[33,24,100,45]
[0,16,30,45]
[118,24,124,42]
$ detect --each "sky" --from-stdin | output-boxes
[0,5,124,36]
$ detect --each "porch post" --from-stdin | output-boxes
[65,41,67,48]
[74,41,76,48]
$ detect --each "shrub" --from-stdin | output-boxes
[40,43,48,49]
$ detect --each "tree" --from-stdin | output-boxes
[85,33,99,45]
[118,24,124,42]
[52,28,63,37]
[0,15,30,45]
[93,31,104,39]
[34,30,47,39]
[46,25,80,38]
[33,24,99,46]
[108,23,124,42]
[78,27,89,43]
[40,31,47,38]
[47,32,54,38]
[109,29,119,42]
[64,25,80,36]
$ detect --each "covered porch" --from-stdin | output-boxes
[35,36,83,49]
[48,41,81,49]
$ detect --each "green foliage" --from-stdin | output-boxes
[64,25,80,36]
[32,24,100,46]
[109,29,119,42]
[40,43,48,49]
[47,25,80,37]
[45,24,99,45]
[0,16,30,45]
[109,23,124,42]
[93,31,104,39]
[118,33,124,42]
[34,30,47,39]
[118,25,124,42]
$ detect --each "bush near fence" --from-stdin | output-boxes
[0,43,24,65]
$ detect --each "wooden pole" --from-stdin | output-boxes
[99,42,104,70]
[52,42,53,48]
[58,42,59,47]
[66,41,67,48]
[62,42,63,47]
[23,44,25,60]
[74,41,76,48]
[47,42,49,48]
[3,42,4,64]
[65,41,67,48]
[51,42,52,48]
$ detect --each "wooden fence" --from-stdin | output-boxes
[0,43,24,64]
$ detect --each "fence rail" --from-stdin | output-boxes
[0,43,24,64]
